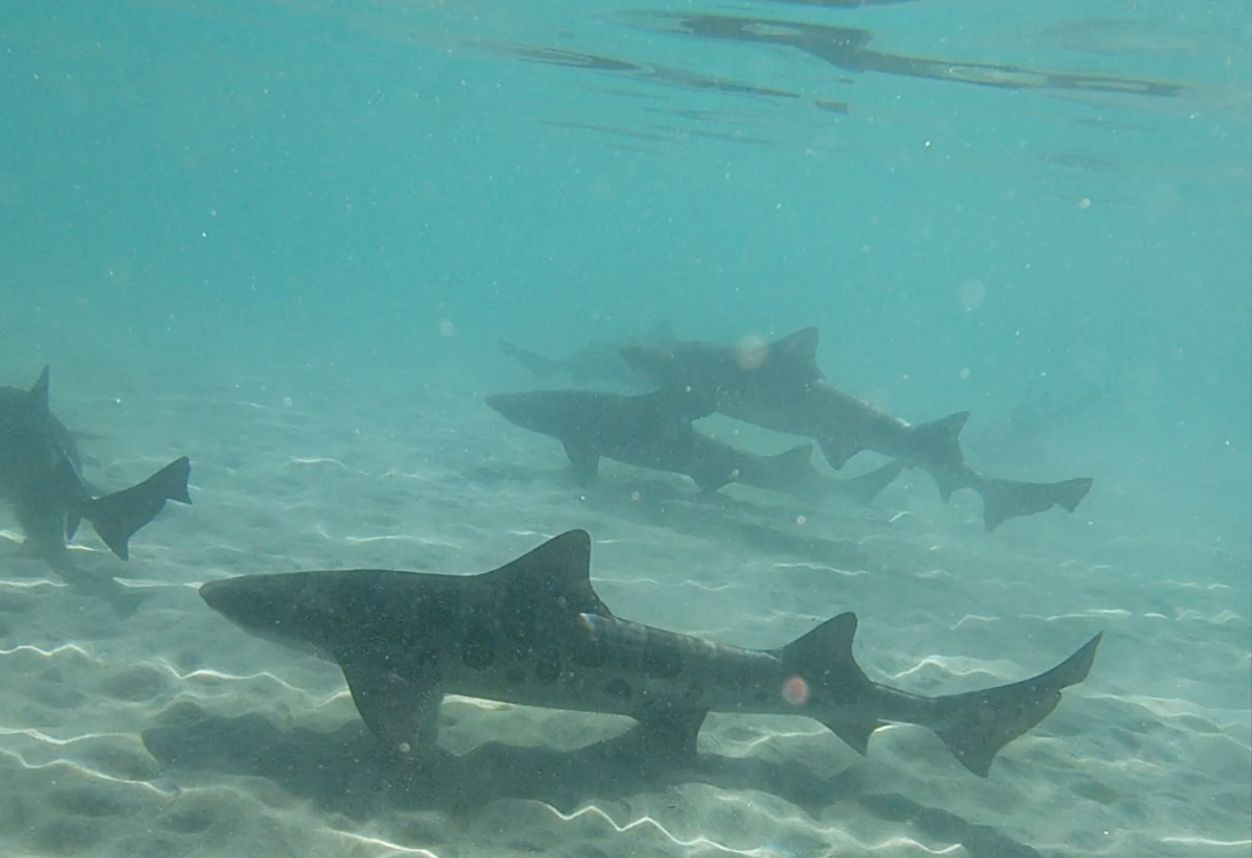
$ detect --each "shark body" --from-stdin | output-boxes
[200,530,1100,777]
[0,367,192,562]
[499,323,675,387]
[620,329,1093,529]
[485,388,902,504]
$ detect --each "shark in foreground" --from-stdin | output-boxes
[0,367,192,563]
[200,530,1100,777]
[620,329,1093,529]
[485,387,903,504]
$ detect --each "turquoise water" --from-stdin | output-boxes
[2,2,1249,856]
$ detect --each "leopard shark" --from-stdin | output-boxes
[200,530,1101,777]
[499,322,676,387]
[485,388,903,504]
[0,367,192,562]
[619,329,1093,529]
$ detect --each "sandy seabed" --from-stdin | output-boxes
[1,367,1248,858]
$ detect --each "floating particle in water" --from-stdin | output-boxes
[781,675,810,706]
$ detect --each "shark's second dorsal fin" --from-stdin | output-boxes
[482,530,613,617]
[771,328,822,380]
[28,366,50,412]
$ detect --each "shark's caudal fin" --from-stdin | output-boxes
[86,457,192,559]
[839,459,907,505]
[930,633,1101,776]
[912,411,969,476]
[779,612,883,754]
[499,341,564,378]
[981,476,1093,531]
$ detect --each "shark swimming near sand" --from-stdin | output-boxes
[620,328,1093,529]
[499,322,675,387]
[485,387,904,504]
[200,530,1101,777]
[0,367,192,565]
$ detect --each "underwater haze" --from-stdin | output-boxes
[1,2,1249,857]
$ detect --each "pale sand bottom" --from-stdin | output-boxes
[0,375,1248,858]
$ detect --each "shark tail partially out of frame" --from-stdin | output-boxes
[779,612,1101,776]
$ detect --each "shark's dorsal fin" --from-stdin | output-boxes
[28,366,50,412]
[482,530,613,617]
[771,328,822,379]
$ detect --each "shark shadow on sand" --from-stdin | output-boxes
[142,705,1047,857]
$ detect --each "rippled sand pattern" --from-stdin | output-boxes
[1,377,1248,858]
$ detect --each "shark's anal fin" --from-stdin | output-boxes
[625,703,709,762]
[563,441,600,484]
[340,655,443,758]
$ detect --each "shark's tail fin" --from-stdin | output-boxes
[85,457,192,559]
[839,459,907,505]
[779,613,884,754]
[499,341,564,378]
[981,476,1093,531]
[930,633,1101,776]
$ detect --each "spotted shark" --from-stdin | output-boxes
[485,387,903,504]
[620,329,1093,529]
[0,367,192,563]
[199,530,1101,777]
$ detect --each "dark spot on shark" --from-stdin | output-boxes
[684,681,704,702]
[572,638,607,668]
[642,648,683,679]
[533,652,561,683]
[461,626,496,670]
[605,678,633,701]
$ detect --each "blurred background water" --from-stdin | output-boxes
[3,1,1248,536]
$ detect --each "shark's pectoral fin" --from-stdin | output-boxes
[562,442,600,484]
[340,657,443,758]
[625,703,708,762]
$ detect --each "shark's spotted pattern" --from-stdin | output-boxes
[201,530,1100,777]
